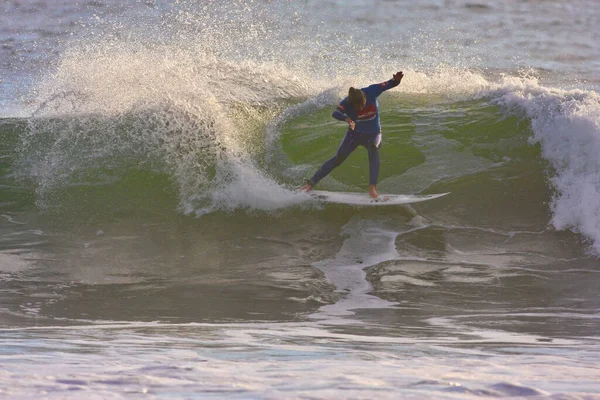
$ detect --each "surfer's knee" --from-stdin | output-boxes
[372,133,382,150]
[368,143,380,159]
[332,149,350,166]
[333,154,347,167]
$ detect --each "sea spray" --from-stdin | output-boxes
[20,40,311,213]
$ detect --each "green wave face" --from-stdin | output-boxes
[1,117,179,222]
[281,95,541,189]
[280,94,553,231]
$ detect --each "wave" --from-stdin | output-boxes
[10,0,600,254]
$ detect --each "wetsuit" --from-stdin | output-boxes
[308,79,399,187]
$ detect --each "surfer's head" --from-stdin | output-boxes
[348,87,366,111]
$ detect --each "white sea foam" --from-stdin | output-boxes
[0,320,597,399]
[487,76,600,254]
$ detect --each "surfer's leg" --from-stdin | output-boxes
[309,132,359,186]
[366,133,381,186]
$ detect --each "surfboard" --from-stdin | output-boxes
[310,190,450,206]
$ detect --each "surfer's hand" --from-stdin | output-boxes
[393,71,404,82]
[346,118,355,130]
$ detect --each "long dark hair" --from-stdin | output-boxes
[348,87,366,109]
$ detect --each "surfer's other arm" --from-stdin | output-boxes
[332,106,355,130]
[332,86,368,130]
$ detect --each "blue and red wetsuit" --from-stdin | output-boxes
[308,78,400,187]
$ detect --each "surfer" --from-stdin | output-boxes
[300,71,404,198]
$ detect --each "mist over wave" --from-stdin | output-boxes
[20,40,313,213]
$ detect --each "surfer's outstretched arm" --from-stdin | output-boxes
[364,71,404,98]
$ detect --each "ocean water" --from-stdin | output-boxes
[1,0,600,398]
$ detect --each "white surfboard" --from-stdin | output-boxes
[310,190,450,206]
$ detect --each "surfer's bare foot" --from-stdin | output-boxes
[369,185,378,198]
[300,183,313,192]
